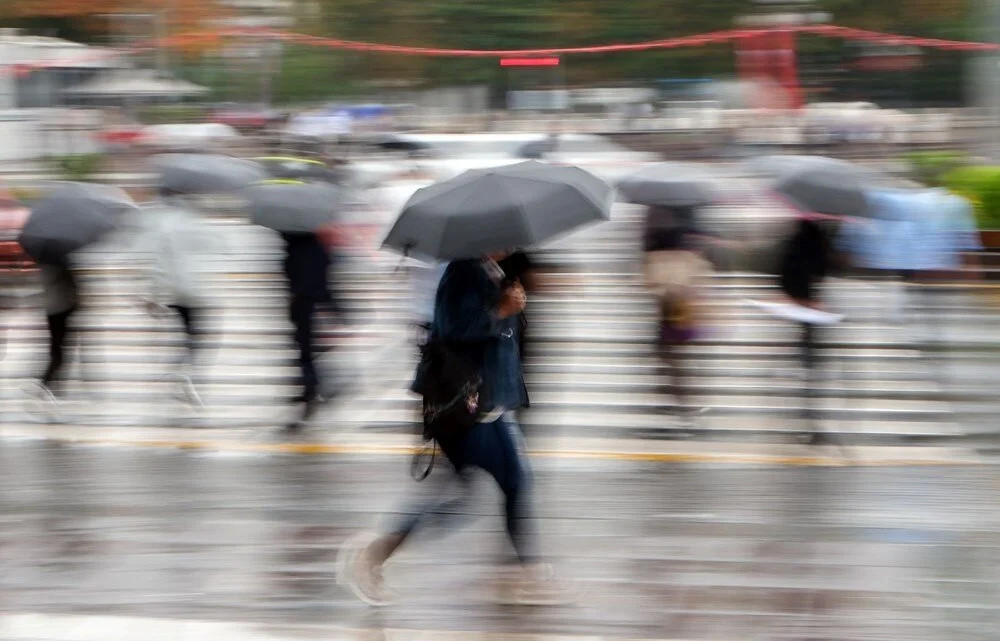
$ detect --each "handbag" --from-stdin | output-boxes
[409,339,483,480]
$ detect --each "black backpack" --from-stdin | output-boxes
[409,339,483,479]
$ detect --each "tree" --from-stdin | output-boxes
[3,0,225,53]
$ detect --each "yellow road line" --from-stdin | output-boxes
[10,433,982,467]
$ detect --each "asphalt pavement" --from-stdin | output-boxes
[1,440,999,640]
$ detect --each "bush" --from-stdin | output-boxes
[905,151,970,187]
[942,166,1000,229]
[52,154,105,181]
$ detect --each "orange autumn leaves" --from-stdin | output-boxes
[5,0,227,53]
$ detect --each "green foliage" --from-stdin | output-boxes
[52,154,105,181]
[274,47,360,104]
[905,151,970,186]
[942,166,1000,229]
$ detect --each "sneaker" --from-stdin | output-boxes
[26,381,58,403]
[24,381,64,423]
[337,533,391,606]
[179,376,204,408]
[495,563,575,606]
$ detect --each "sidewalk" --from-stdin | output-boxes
[0,422,983,467]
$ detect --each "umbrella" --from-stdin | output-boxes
[154,154,267,195]
[245,180,342,233]
[19,182,138,263]
[382,160,612,260]
[744,155,858,179]
[616,162,716,208]
[774,165,912,218]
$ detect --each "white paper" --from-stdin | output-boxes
[745,299,844,325]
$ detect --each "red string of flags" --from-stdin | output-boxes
[3,24,999,77]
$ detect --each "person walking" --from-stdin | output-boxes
[282,231,333,430]
[641,206,712,422]
[778,214,837,444]
[138,188,218,407]
[338,253,564,606]
[33,258,79,402]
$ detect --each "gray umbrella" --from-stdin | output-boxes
[744,155,858,179]
[382,161,612,260]
[616,162,716,208]
[154,154,267,195]
[245,181,342,233]
[19,182,138,263]
[775,165,913,218]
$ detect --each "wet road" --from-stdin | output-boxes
[1,441,999,640]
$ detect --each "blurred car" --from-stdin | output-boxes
[358,132,658,183]
[211,103,281,130]
[801,102,910,144]
[98,125,145,150]
[141,123,242,153]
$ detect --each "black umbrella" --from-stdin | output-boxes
[18,182,138,263]
[154,154,268,195]
[245,180,342,233]
[617,162,716,208]
[382,160,612,261]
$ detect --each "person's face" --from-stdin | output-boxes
[487,250,511,261]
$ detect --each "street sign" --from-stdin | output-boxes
[500,57,560,67]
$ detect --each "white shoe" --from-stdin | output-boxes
[26,381,58,403]
[24,381,64,422]
[495,563,575,606]
[179,376,204,408]
[337,532,392,606]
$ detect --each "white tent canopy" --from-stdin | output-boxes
[64,70,208,98]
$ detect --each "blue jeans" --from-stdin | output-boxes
[392,414,536,563]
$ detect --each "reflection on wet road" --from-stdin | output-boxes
[1,441,999,640]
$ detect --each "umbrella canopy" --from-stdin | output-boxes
[744,155,858,179]
[154,154,267,195]
[19,182,137,263]
[382,160,612,261]
[617,162,716,208]
[774,165,912,218]
[245,180,342,233]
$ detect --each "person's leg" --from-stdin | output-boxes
[801,321,826,443]
[339,437,473,605]
[168,305,198,361]
[42,307,74,387]
[463,415,537,565]
[169,305,204,407]
[289,296,318,401]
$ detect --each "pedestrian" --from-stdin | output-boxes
[32,257,79,402]
[338,252,565,606]
[778,214,837,443]
[641,206,711,421]
[282,230,333,430]
[139,187,214,407]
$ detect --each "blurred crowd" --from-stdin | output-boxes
[0,140,988,605]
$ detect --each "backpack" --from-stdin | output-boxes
[409,339,483,479]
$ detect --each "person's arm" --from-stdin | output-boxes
[434,263,521,342]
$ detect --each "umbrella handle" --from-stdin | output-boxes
[392,243,413,274]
